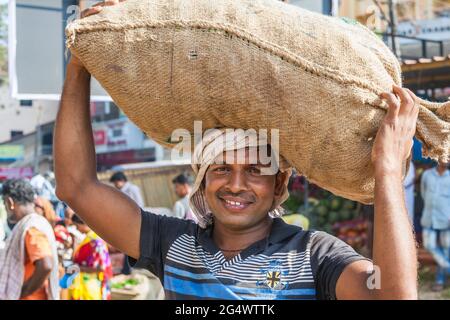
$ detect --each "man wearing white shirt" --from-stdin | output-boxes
[172,174,197,223]
[109,172,144,208]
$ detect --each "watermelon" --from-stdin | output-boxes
[316,205,328,217]
[330,198,342,211]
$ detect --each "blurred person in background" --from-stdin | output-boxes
[110,172,144,208]
[64,205,74,227]
[63,206,85,250]
[54,225,74,262]
[109,172,144,275]
[34,196,59,228]
[54,224,74,300]
[0,196,7,249]
[68,214,113,300]
[30,172,57,203]
[420,161,450,291]
[172,174,197,222]
[0,179,59,300]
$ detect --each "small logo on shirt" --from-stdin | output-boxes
[257,260,288,291]
[266,270,282,289]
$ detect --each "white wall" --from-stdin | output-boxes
[0,85,58,143]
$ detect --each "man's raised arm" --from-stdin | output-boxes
[336,85,419,299]
[54,53,141,259]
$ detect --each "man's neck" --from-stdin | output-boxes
[437,167,447,176]
[180,192,189,199]
[14,204,36,221]
[212,217,273,253]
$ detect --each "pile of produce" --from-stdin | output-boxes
[332,218,368,250]
[308,196,361,234]
[111,276,141,290]
[284,193,360,233]
[283,177,367,251]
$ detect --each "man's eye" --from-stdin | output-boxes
[247,167,261,175]
[213,167,229,173]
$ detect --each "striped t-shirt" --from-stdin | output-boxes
[130,210,368,300]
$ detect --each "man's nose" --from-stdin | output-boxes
[226,169,249,194]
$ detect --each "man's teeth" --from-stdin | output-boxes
[225,200,244,206]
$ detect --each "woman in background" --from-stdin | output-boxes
[69,214,113,300]
[34,197,59,227]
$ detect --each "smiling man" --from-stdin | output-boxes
[54,0,419,300]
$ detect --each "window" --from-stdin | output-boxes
[42,132,53,145]
[92,102,121,122]
[41,132,53,155]
[112,128,122,137]
[19,100,32,107]
[10,130,23,139]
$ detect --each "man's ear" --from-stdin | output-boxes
[6,197,15,210]
[274,171,288,197]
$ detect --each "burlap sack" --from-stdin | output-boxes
[66,0,450,204]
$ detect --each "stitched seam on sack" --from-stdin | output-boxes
[66,20,387,96]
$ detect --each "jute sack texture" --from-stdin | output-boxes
[66,0,450,204]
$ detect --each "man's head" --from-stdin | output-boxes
[189,129,292,230]
[110,171,127,190]
[1,179,36,224]
[172,174,191,198]
[34,196,58,227]
[64,206,75,226]
[203,147,289,231]
[71,213,90,234]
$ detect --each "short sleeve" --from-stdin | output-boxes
[172,201,186,219]
[309,231,371,300]
[25,228,52,263]
[128,209,194,279]
[131,185,145,208]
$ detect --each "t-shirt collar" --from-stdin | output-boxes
[433,167,450,177]
[197,217,301,255]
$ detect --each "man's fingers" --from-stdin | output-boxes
[404,88,417,101]
[91,1,106,7]
[81,6,103,18]
[404,88,420,116]
[81,0,125,18]
[393,84,413,105]
[380,92,400,120]
[91,0,120,6]
[104,0,124,6]
[393,84,415,116]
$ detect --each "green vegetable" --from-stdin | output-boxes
[329,198,342,211]
[342,200,355,210]
[328,211,339,224]
[339,210,352,221]
[316,205,328,217]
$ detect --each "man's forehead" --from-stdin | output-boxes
[212,146,274,166]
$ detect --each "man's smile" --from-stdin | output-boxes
[218,195,255,212]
